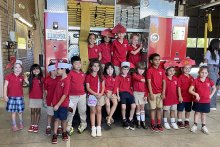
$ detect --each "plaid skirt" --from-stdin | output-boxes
[6,97,25,113]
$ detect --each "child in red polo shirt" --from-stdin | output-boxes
[147,53,166,132]
[88,33,101,61]
[51,61,71,144]
[103,62,119,127]
[99,29,114,68]
[86,59,105,137]
[111,23,130,75]
[189,64,216,134]
[132,62,148,129]
[177,58,195,128]
[4,60,25,131]
[25,64,44,133]
[163,60,179,130]
[67,56,87,136]
[116,62,136,130]
[127,33,142,66]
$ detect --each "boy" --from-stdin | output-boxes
[147,53,166,132]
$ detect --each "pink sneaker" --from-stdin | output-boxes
[33,126,39,133]
[28,125,34,132]
[12,125,19,132]
[19,124,24,130]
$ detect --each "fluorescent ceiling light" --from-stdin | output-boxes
[200,0,220,9]
[13,13,33,27]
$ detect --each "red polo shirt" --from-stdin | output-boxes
[177,74,194,102]
[5,73,24,97]
[146,66,165,94]
[104,75,117,94]
[115,75,133,94]
[127,45,141,66]
[44,76,61,106]
[111,39,130,67]
[52,76,70,107]
[191,78,214,103]
[85,74,103,95]
[99,43,111,64]
[132,73,148,96]
[68,70,86,95]
[164,76,179,106]
[88,44,100,59]
[29,77,44,99]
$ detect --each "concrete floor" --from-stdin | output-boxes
[0,88,220,147]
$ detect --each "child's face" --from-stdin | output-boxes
[14,64,22,75]
[117,33,125,39]
[57,68,64,76]
[92,63,100,73]
[151,56,160,67]
[104,36,110,43]
[167,67,175,76]
[33,68,40,76]
[72,61,81,71]
[183,65,191,74]
[137,68,145,75]
[199,68,208,78]
[121,67,129,75]
[106,66,114,76]
[89,35,96,45]
[50,70,57,77]
[131,36,139,46]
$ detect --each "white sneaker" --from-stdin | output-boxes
[190,124,197,133]
[171,122,179,130]
[210,108,217,111]
[201,126,209,135]
[91,126,96,137]
[164,122,171,130]
[217,90,220,96]
[96,126,102,137]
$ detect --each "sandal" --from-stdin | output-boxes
[12,125,19,132]
[106,116,111,126]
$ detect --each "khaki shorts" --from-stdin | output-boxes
[134,91,147,105]
[97,96,105,106]
[114,66,120,75]
[47,106,54,116]
[163,104,177,111]
[105,91,117,99]
[148,93,163,109]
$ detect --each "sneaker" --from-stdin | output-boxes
[201,126,209,134]
[19,124,24,130]
[33,126,38,133]
[184,121,190,128]
[62,132,68,141]
[96,126,102,137]
[12,125,19,132]
[123,119,130,129]
[78,123,87,133]
[164,122,171,130]
[157,124,164,132]
[28,125,34,132]
[46,127,51,135]
[67,127,74,136]
[141,121,148,129]
[210,108,217,111]
[129,119,135,131]
[91,126,96,137]
[190,124,198,133]
[52,134,58,144]
[57,127,62,136]
[177,121,185,129]
[171,122,179,130]
[151,124,159,132]
[137,121,141,129]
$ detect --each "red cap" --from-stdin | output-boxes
[112,23,126,34]
[101,29,114,38]
[164,60,179,69]
[179,58,195,67]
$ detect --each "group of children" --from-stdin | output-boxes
[3,23,216,144]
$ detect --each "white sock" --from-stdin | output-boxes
[58,125,62,128]
[171,118,176,123]
[178,119,182,122]
[47,126,51,128]
[164,118,168,123]
[140,111,145,121]
[136,112,141,121]
[185,118,189,122]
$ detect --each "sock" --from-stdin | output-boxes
[58,126,62,128]
[185,118,189,122]
[140,111,145,121]
[171,118,176,123]
[157,119,161,125]
[163,118,168,123]
[136,112,141,121]
[202,124,206,127]
[47,126,51,128]
[194,123,197,126]
[178,119,182,122]
[12,120,16,126]
[151,119,155,125]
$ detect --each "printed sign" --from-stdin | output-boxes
[46,29,67,40]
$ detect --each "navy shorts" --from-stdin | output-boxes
[177,102,192,112]
[6,97,25,113]
[54,107,68,120]
[216,78,220,86]
[192,102,210,113]
[119,92,135,105]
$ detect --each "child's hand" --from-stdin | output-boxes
[96,93,102,99]
[112,94,117,99]
[149,93,155,100]
[140,79,145,82]
[54,105,59,111]
[195,93,200,101]
[117,96,120,102]
[179,96,183,103]
[161,92,165,100]
[4,95,8,102]
[144,97,148,103]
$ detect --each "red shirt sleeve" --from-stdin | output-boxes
[146,69,152,80]
[44,78,48,91]
[162,70,166,80]
[85,75,90,84]
[5,74,10,81]
[63,77,70,96]
[210,79,214,87]
[132,73,143,81]
[113,76,119,94]
[191,80,196,87]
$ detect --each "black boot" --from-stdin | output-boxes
[137,120,141,129]
[141,121,148,129]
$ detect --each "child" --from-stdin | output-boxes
[189,64,216,134]
[111,23,130,75]
[67,56,87,136]
[88,33,101,61]
[103,62,119,126]
[177,58,195,128]
[163,60,179,130]
[86,59,105,137]
[132,62,148,129]
[116,61,136,130]
[99,29,114,68]
[146,53,166,132]
[4,60,25,131]
[44,63,61,135]
[51,61,71,144]
[127,33,142,66]
[25,64,44,133]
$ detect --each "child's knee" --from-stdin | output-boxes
[131,104,136,109]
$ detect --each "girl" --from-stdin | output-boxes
[132,62,148,129]
[189,64,216,134]
[25,64,44,133]
[103,62,119,127]
[4,60,25,131]
[127,33,142,66]
[163,61,179,130]
[88,33,102,61]
[51,61,71,144]
[86,59,105,137]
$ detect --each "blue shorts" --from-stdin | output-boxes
[177,102,192,112]
[54,107,68,121]
[192,102,210,113]
[119,92,135,105]
[6,97,25,113]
